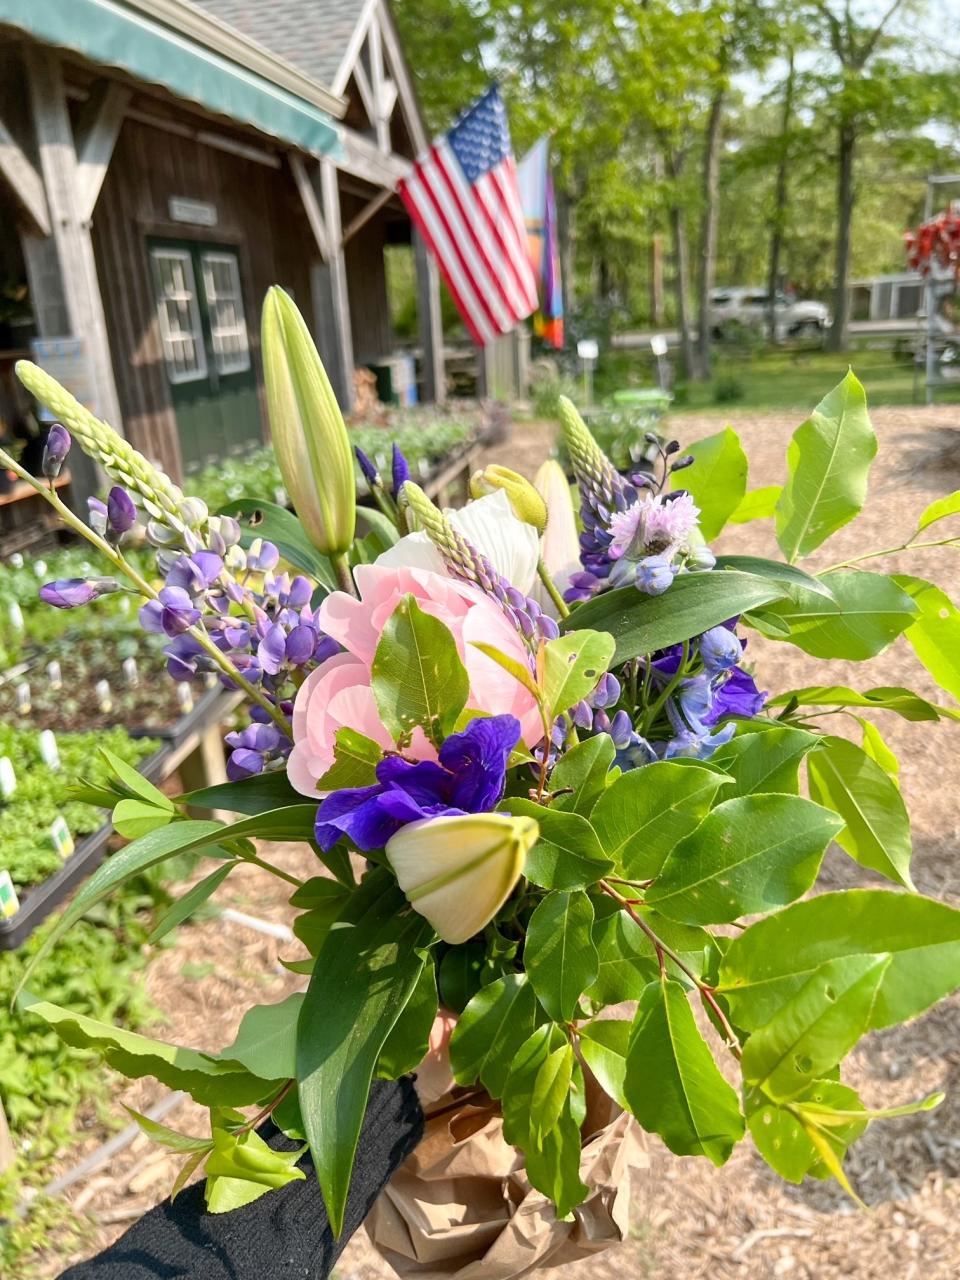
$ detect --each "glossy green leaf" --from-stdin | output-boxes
[624,978,743,1165]
[377,958,438,1079]
[123,1106,213,1154]
[525,891,598,1022]
[531,1043,575,1143]
[894,575,960,703]
[290,877,353,956]
[916,488,960,533]
[204,1119,306,1213]
[767,684,954,722]
[541,630,616,717]
[591,762,730,879]
[728,484,782,524]
[218,497,337,589]
[858,718,899,783]
[775,370,876,562]
[504,800,612,890]
[315,728,383,791]
[586,897,657,1003]
[756,570,917,660]
[356,503,400,546]
[296,872,434,1236]
[469,641,541,701]
[149,860,237,942]
[807,735,913,888]
[648,794,842,925]
[717,888,960,1032]
[713,555,836,601]
[741,954,890,1100]
[672,426,747,540]
[101,748,175,810]
[561,571,783,665]
[371,595,469,746]
[113,798,175,839]
[711,725,818,796]
[548,733,617,815]
[746,1091,819,1183]
[437,942,486,1015]
[180,769,307,816]
[449,972,541,1096]
[579,1019,631,1108]
[21,995,278,1106]
[221,992,304,1080]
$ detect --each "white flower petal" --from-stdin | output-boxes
[532,460,580,616]
[374,530,446,575]
[449,490,539,594]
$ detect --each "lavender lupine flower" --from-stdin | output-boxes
[39,577,120,608]
[699,625,742,674]
[87,497,108,537]
[391,444,411,498]
[107,486,137,535]
[42,423,71,478]
[224,721,292,780]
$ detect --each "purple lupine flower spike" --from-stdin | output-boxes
[391,444,411,498]
[40,577,120,609]
[42,423,71,479]
[354,446,380,489]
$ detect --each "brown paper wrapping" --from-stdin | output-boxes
[365,1083,648,1279]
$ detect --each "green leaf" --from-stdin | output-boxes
[757,570,917,660]
[729,485,782,524]
[858,718,899,783]
[315,728,384,792]
[204,1121,306,1213]
[218,498,337,590]
[100,747,175,809]
[531,1043,575,1144]
[503,800,612,890]
[775,370,876,562]
[548,734,616,815]
[123,1106,213,1154]
[745,1090,823,1184]
[449,972,541,1096]
[806,735,913,888]
[221,993,304,1080]
[893,575,960,703]
[672,426,748,539]
[767,684,954,722]
[356,503,400,546]
[591,762,731,878]
[562,571,783,666]
[579,1019,631,1108]
[377,958,438,1079]
[372,595,470,746]
[296,871,434,1236]
[586,897,657,1003]
[624,978,743,1165]
[713,556,836,601]
[741,954,890,1101]
[20,995,278,1106]
[113,798,175,839]
[149,861,237,942]
[647,794,842,926]
[541,630,616,718]
[524,891,598,1022]
[710,725,818,796]
[469,642,541,701]
[916,488,960,533]
[717,888,960,1032]
[437,942,486,1014]
[290,877,353,956]
[180,770,306,816]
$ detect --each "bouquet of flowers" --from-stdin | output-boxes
[5,287,960,1257]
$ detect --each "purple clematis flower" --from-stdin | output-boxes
[314,714,521,852]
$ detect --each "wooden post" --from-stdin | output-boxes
[0,1095,15,1173]
[310,159,355,414]
[23,49,124,434]
[413,227,445,404]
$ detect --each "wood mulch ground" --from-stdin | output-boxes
[25,401,960,1278]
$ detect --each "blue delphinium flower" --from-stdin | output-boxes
[699,625,742,673]
[314,714,521,852]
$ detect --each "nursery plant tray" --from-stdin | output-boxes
[129,683,231,746]
[0,746,170,951]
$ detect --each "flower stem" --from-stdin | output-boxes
[536,559,570,618]
[641,638,689,737]
[821,534,959,575]
[331,551,358,596]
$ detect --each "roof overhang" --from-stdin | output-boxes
[0,0,344,157]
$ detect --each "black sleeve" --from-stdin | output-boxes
[58,1078,423,1280]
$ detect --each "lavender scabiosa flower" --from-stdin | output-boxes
[42,423,71,478]
[608,491,701,561]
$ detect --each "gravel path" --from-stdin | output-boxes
[27,402,960,1279]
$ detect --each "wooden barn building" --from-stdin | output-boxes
[0,0,447,502]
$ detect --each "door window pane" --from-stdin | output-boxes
[202,252,251,376]
[151,248,207,384]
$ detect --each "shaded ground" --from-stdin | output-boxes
[25,401,960,1278]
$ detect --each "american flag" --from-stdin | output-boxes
[398,87,539,346]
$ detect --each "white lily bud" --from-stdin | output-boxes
[386,813,538,944]
[532,459,580,614]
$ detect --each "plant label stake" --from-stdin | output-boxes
[176,682,195,714]
[7,601,24,631]
[274,486,288,507]
[33,559,47,578]
[46,661,63,691]
[0,871,19,919]
[122,658,140,688]
[95,680,113,713]
[48,816,75,859]
[39,730,60,771]
[15,683,30,715]
[0,757,16,800]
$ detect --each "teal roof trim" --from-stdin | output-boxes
[0,0,340,157]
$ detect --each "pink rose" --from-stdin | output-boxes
[287,564,542,796]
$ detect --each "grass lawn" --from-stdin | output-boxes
[595,341,960,415]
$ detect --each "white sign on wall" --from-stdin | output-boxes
[169,197,218,227]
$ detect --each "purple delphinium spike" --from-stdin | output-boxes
[354,445,380,490]
[391,444,411,498]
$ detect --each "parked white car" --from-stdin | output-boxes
[709,287,830,341]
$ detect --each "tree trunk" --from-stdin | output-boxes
[767,49,795,344]
[695,88,725,379]
[650,151,665,325]
[670,203,695,382]
[827,121,856,352]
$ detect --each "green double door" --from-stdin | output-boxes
[149,239,261,473]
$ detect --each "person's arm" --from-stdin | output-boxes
[58,1077,423,1280]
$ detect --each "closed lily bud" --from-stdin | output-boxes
[262,286,355,556]
[533,459,580,612]
[386,812,538,944]
[470,465,548,534]
[42,423,71,478]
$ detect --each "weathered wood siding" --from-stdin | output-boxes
[91,111,315,480]
[342,190,392,364]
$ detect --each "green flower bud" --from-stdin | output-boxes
[469,464,548,533]
[386,812,538,944]
[261,286,355,557]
